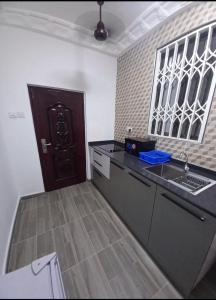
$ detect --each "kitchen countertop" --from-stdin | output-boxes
[89,141,216,219]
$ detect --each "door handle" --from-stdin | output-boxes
[94,150,102,156]
[94,160,102,167]
[41,138,52,154]
[162,193,206,222]
[111,161,124,170]
[128,172,151,188]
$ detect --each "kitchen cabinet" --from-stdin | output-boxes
[92,148,110,179]
[148,186,216,297]
[108,161,156,247]
[92,167,110,200]
[107,161,128,212]
[121,170,156,247]
[91,147,216,296]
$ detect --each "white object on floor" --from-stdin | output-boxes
[0,253,65,299]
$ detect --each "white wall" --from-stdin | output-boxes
[0,120,19,274]
[0,25,117,197]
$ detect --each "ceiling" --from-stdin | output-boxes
[0,1,192,56]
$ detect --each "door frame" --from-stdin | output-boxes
[27,84,88,191]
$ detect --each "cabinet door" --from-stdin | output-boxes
[122,171,156,247]
[108,161,127,213]
[92,167,110,199]
[109,161,156,247]
[148,186,216,296]
[93,149,110,179]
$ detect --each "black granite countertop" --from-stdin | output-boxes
[89,140,216,218]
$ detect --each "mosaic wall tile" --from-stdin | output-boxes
[114,1,216,171]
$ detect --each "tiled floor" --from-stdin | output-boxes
[7,181,183,299]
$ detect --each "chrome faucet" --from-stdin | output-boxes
[179,152,190,174]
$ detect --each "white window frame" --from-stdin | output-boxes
[148,21,216,143]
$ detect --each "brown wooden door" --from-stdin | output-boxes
[28,85,86,191]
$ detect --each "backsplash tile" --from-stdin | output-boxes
[114,1,216,171]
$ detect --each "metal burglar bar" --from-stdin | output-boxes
[161,42,178,136]
[186,27,212,140]
[154,47,169,135]
[176,32,200,139]
[148,22,216,143]
[168,37,189,138]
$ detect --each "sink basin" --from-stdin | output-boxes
[146,164,185,180]
[146,164,216,195]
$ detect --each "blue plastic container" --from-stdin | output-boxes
[139,150,172,165]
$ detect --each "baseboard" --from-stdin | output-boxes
[20,191,44,200]
[2,195,20,275]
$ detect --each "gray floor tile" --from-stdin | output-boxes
[125,235,168,289]
[59,184,80,199]
[98,246,123,280]
[91,187,109,209]
[12,209,37,243]
[62,265,90,299]
[47,190,61,204]
[36,193,50,209]
[8,237,36,272]
[7,181,184,299]
[18,197,37,213]
[83,214,109,253]
[94,210,121,244]
[79,255,115,299]
[54,224,77,272]
[61,196,80,223]
[113,238,160,298]
[50,201,66,228]
[110,274,143,299]
[151,283,182,299]
[91,188,129,237]
[68,218,95,262]
[37,203,52,235]
[83,192,102,213]
[103,205,130,237]
[78,181,94,194]
[74,194,91,218]
[37,230,55,259]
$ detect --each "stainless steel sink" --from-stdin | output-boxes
[146,164,216,195]
[146,164,185,180]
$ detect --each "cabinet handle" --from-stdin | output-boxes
[129,172,151,188]
[94,168,102,177]
[94,150,102,156]
[111,161,124,170]
[94,160,102,167]
[162,193,206,222]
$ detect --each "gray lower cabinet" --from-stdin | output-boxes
[120,170,156,247]
[92,153,216,297]
[148,186,216,297]
[108,161,128,213]
[109,161,156,247]
[92,166,110,199]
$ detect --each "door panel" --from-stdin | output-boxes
[109,162,156,247]
[122,171,156,247]
[29,85,86,191]
[92,167,110,199]
[148,186,216,296]
[109,161,127,213]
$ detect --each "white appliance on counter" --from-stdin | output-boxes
[0,253,66,299]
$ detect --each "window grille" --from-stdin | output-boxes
[148,22,216,143]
